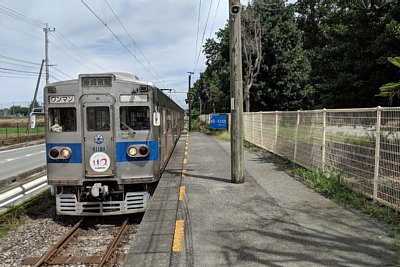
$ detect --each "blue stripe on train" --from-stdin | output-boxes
[115,141,158,162]
[46,143,83,163]
[46,141,158,163]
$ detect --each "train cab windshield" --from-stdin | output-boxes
[120,106,150,131]
[49,107,77,132]
[87,107,110,131]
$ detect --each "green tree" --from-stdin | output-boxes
[192,26,231,114]
[295,0,400,108]
[251,0,313,111]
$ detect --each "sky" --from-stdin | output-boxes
[0,0,249,109]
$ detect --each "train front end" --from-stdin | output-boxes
[45,73,159,215]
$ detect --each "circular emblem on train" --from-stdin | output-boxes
[89,152,110,172]
[94,134,104,144]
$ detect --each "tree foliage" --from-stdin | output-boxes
[192,0,400,113]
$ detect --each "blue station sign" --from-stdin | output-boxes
[210,114,228,130]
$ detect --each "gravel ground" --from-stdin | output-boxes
[0,206,140,267]
[0,207,78,267]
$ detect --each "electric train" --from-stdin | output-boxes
[39,72,184,215]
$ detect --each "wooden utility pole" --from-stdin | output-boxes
[43,23,55,85]
[187,71,194,132]
[229,0,244,183]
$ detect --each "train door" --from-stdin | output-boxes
[162,108,168,164]
[81,95,115,177]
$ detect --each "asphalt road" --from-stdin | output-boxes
[0,144,46,181]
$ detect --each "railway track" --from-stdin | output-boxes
[22,218,136,266]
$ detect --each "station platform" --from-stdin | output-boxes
[125,132,399,267]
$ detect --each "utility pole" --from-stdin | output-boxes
[229,0,244,183]
[43,23,55,85]
[187,71,194,132]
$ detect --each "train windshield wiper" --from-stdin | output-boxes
[121,120,136,134]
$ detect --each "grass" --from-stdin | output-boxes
[0,127,45,137]
[0,190,53,239]
[294,168,400,246]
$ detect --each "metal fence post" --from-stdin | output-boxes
[373,106,382,202]
[252,112,255,142]
[322,108,326,171]
[260,112,263,148]
[274,111,278,153]
[294,110,300,163]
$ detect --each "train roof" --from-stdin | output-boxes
[47,72,153,87]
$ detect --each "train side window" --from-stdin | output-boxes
[87,107,110,131]
[49,108,77,132]
[120,106,150,131]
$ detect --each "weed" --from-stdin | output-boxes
[294,168,400,245]
[0,190,53,238]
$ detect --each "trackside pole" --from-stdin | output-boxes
[229,0,244,183]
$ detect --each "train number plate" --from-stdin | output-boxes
[49,96,75,103]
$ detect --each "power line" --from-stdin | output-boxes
[81,0,164,86]
[0,67,41,75]
[0,3,43,28]
[0,54,42,66]
[51,66,74,80]
[0,60,40,70]
[0,1,107,76]
[0,75,44,79]
[209,0,221,39]
[52,32,107,72]
[49,41,100,73]
[194,0,214,73]
[104,0,167,87]
[193,0,202,72]
[198,0,221,74]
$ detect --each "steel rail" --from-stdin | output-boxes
[98,219,129,267]
[33,219,83,267]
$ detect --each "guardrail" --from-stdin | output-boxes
[0,175,48,208]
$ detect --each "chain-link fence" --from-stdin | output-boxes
[242,107,400,212]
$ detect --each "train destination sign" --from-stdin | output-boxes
[210,114,228,130]
[49,96,75,103]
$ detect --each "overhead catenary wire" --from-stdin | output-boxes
[194,0,214,73]
[193,0,203,73]
[51,66,74,80]
[52,32,107,72]
[104,0,167,87]
[81,0,166,87]
[198,0,221,74]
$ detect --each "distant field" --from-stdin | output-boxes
[0,117,45,140]
[0,117,45,125]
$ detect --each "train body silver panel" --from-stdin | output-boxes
[44,73,184,215]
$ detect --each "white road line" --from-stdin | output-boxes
[0,144,44,154]
[0,151,45,164]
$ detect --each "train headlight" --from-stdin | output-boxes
[139,146,149,157]
[60,148,72,159]
[127,146,138,157]
[49,147,72,160]
[49,149,59,159]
